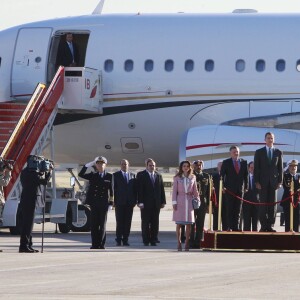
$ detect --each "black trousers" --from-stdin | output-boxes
[90,205,107,247]
[259,183,277,230]
[190,204,206,246]
[19,201,36,249]
[140,207,160,244]
[283,203,300,232]
[242,203,259,231]
[115,205,134,242]
[225,192,242,231]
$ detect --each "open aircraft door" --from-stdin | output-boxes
[11,27,52,99]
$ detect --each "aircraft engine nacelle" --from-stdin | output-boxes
[180,125,300,170]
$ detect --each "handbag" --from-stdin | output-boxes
[192,198,200,209]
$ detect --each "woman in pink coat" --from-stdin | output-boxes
[172,161,200,251]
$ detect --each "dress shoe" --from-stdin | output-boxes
[123,241,130,246]
[116,242,122,246]
[99,245,105,249]
[29,247,39,253]
[19,247,35,253]
[259,228,267,232]
[267,228,276,232]
[150,242,157,246]
[155,239,160,243]
[143,242,149,246]
[90,246,100,249]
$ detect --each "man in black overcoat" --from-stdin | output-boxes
[79,156,113,249]
[221,145,248,231]
[57,33,80,67]
[19,155,52,253]
[254,132,283,232]
[137,158,166,246]
[243,161,259,231]
[113,159,137,246]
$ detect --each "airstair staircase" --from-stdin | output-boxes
[1,67,64,226]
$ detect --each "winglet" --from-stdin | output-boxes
[92,0,105,15]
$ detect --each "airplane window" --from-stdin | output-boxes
[205,60,214,72]
[165,60,174,72]
[296,60,300,72]
[104,59,114,72]
[256,59,265,72]
[145,59,154,72]
[124,59,134,72]
[185,59,194,72]
[276,59,285,72]
[236,59,245,72]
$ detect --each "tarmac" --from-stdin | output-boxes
[1,197,300,299]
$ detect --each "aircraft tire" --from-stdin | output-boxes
[71,205,91,232]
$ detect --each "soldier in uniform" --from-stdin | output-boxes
[280,159,300,232]
[79,156,113,249]
[190,160,211,248]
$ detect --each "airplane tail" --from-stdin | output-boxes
[92,0,105,15]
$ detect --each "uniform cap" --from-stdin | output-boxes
[288,159,298,166]
[95,156,107,164]
[193,160,204,167]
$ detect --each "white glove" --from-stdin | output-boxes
[85,161,95,168]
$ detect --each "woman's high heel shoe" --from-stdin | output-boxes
[184,244,190,252]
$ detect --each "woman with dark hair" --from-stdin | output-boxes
[172,161,200,251]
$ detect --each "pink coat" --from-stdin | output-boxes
[172,174,200,223]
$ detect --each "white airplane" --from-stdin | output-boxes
[1,9,300,169]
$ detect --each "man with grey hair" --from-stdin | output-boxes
[137,158,166,246]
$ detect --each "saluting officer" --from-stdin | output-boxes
[79,156,113,249]
[190,160,211,248]
[280,159,300,232]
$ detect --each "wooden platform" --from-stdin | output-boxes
[200,230,300,252]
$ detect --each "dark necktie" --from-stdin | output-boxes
[123,172,128,183]
[268,148,272,163]
[151,173,155,185]
[234,160,239,174]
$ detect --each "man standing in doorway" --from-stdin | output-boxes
[57,33,80,67]
[254,132,283,232]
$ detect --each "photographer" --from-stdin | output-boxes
[19,155,52,253]
[0,158,13,225]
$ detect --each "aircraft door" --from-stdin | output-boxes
[11,27,52,99]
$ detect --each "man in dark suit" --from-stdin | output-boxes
[57,33,80,67]
[79,156,113,249]
[212,161,228,231]
[221,145,248,231]
[254,132,283,232]
[280,159,300,232]
[137,158,166,246]
[190,160,211,248]
[113,159,137,246]
[243,161,259,231]
[19,155,52,253]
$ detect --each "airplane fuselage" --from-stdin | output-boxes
[1,13,300,166]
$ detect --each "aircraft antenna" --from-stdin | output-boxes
[92,0,105,15]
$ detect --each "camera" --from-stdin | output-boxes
[0,157,14,172]
[27,155,54,173]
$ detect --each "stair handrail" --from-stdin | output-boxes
[4,66,64,198]
[1,83,46,158]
